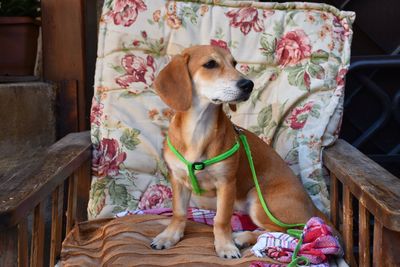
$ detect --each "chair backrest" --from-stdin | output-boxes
[88,0,354,219]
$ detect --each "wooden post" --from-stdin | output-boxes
[359,203,371,267]
[41,0,88,134]
[50,185,64,266]
[343,186,356,266]
[330,173,339,229]
[76,159,92,222]
[18,219,29,267]
[30,203,45,267]
[0,226,18,267]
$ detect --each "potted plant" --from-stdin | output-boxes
[0,0,41,76]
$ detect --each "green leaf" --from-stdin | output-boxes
[307,63,325,79]
[147,18,154,25]
[112,65,126,74]
[286,11,299,27]
[284,148,299,165]
[260,34,276,62]
[310,103,321,118]
[310,50,329,64]
[248,126,263,135]
[120,128,141,150]
[112,206,125,214]
[105,0,113,9]
[127,198,139,210]
[287,64,307,90]
[119,91,138,98]
[273,21,284,37]
[88,178,110,217]
[109,180,128,206]
[304,181,321,195]
[257,105,273,128]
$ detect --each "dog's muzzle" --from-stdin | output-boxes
[236,78,254,101]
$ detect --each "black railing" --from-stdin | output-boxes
[341,55,400,177]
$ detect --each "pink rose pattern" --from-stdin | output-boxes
[287,102,314,130]
[138,184,172,210]
[90,98,104,126]
[92,138,127,178]
[91,3,353,217]
[225,7,264,35]
[107,0,147,27]
[116,54,156,89]
[276,30,312,66]
[210,39,229,52]
[336,68,347,87]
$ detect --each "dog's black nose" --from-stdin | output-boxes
[237,79,254,94]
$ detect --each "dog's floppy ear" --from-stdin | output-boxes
[153,54,192,111]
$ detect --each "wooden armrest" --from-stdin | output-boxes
[0,131,91,229]
[323,139,400,231]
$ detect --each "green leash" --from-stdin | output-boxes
[238,134,308,266]
[167,132,308,266]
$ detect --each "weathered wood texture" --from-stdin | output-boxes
[0,225,18,267]
[41,0,87,133]
[0,131,91,229]
[30,203,45,267]
[342,187,356,266]
[50,185,64,266]
[18,219,29,267]
[323,139,400,231]
[56,80,79,139]
[0,82,56,154]
[324,139,400,266]
[0,132,91,266]
[358,203,371,267]
[330,173,339,229]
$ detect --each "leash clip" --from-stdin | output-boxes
[192,162,205,171]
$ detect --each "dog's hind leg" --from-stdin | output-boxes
[233,188,305,249]
[232,230,266,249]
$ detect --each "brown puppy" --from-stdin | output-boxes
[151,45,329,259]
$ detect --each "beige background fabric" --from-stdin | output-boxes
[89,0,354,219]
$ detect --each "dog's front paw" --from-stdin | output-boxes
[150,231,182,250]
[215,243,241,259]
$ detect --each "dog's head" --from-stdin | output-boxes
[154,45,254,111]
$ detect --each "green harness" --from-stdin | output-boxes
[166,131,308,266]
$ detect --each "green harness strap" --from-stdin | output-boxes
[166,133,309,266]
[166,136,240,195]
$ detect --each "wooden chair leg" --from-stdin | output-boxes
[343,186,357,266]
[18,219,29,267]
[50,185,64,266]
[359,203,370,267]
[330,173,339,229]
[66,175,77,234]
[30,203,45,267]
[0,225,18,267]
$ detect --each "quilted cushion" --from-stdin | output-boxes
[88,0,355,219]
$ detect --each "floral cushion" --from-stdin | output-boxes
[88,0,354,219]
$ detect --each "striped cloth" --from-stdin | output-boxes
[116,210,341,266]
[116,207,258,232]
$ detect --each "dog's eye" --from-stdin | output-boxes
[232,60,237,67]
[203,60,218,69]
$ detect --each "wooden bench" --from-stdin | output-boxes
[0,132,399,266]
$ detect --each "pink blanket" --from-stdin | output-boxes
[251,217,342,266]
